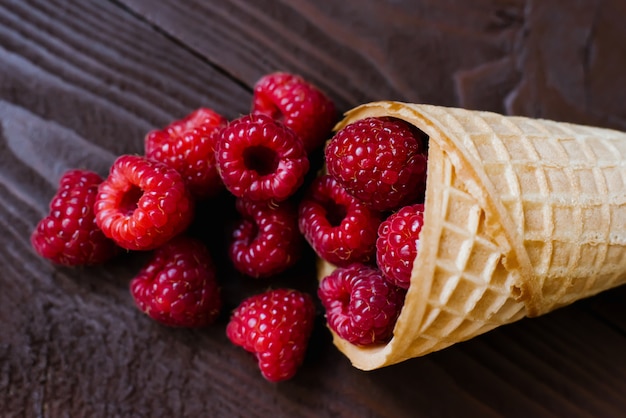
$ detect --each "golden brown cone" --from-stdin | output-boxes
[318,101,626,370]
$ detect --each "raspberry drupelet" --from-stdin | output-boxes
[318,263,406,346]
[376,204,425,289]
[130,236,221,328]
[95,155,194,251]
[252,72,337,153]
[145,107,228,199]
[298,174,381,267]
[31,169,119,266]
[216,114,310,202]
[325,116,428,211]
[230,197,303,278]
[226,288,316,382]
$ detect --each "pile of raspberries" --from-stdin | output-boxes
[31,72,429,382]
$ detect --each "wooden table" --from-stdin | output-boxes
[2,1,626,416]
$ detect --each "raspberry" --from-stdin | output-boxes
[318,263,406,346]
[376,204,425,289]
[230,198,303,278]
[31,169,119,266]
[298,174,381,266]
[130,236,221,327]
[226,288,316,382]
[95,155,194,251]
[325,116,428,211]
[145,107,228,199]
[252,72,336,153]
[216,114,309,202]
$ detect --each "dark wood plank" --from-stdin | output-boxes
[2,0,626,417]
[119,0,526,111]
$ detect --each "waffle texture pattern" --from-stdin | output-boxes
[319,101,626,370]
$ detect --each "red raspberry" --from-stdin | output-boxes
[252,72,337,153]
[226,288,316,382]
[230,198,303,278]
[130,236,221,327]
[145,107,227,199]
[216,114,309,202]
[318,263,406,346]
[376,204,425,289]
[95,155,194,251]
[325,117,428,211]
[298,174,381,266]
[31,169,119,266]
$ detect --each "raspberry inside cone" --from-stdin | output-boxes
[318,263,406,346]
[325,116,428,211]
[376,203,425,289]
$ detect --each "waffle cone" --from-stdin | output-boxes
[319,101,626,370]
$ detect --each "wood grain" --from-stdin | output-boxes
[2,0,626,417]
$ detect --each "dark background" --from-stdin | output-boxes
[2,1,626,417]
